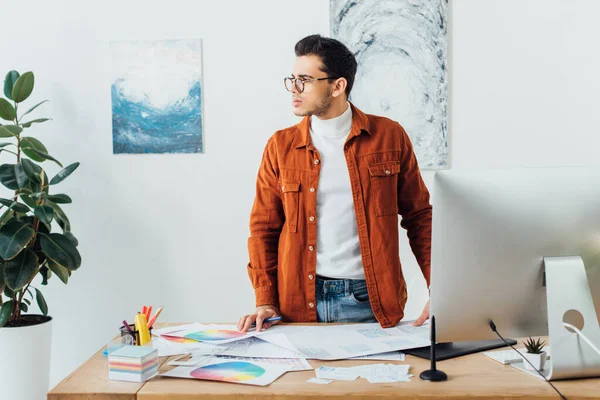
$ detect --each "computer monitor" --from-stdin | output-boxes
[428,167,600,380]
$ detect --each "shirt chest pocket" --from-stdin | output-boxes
[281,180,300,232]
[368,161,401,216]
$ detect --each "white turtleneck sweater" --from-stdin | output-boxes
[310,103,365,280]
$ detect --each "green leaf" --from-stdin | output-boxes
[0,198,30,213]
[0,262,4,287]
[4,249,38,291]
[0,164,19,190]
[40,233,81,271]
[23,298,31,305]
[20,302,28,312]
[40,265,51,285]
[11,72,34,103]
[34,205,53,225]
[0,125,20,137]
[19,194,36,209]
[4,125,22,135]
[50,162,80,185]
[0,142,15,149]
[4,126,21,137]
[4,285,15,298]
[64,231,78,246]
[46,201,70,232]
[24,149,62,167]
[47,194,71,204]
[0,220,35,260]
[29,192,47,202]
[47,260,68,284]
[14,163,28,188]
[20,137,48,162]
[21,118,50,128]
[20,158,42,183]
[20,100,48,120]
[26,177,44,196]
[0,98,16,121]
[0,209,13,228]
[0,300,15,327]
[35,288,48,316]
[4,71,19,100]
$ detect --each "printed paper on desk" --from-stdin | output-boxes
[151,323,202,337]
[257,333,301,353]
[315,366,359,381]
[213,337,305,359]
[307,377,333,384]
[317,364,411,383]
[351,351,405,361]
[261,323,430,360]
[151,336,221,358]
[161,357,290,386]
[216,355,313,371]
[162,324,263,345]
[168,353,213,366]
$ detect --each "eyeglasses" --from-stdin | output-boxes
[284,76,340,93]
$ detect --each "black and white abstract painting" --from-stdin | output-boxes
[331,0,448,169]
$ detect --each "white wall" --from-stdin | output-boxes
[1,0,599,389]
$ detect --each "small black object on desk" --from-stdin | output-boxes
[419,315,448,382]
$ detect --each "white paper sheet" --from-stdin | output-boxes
[161,357,290,386]
[316,364,411,383]
[167,351,312,371]
[351,351,405,361]
[257,333,301,353]
[307,377,333,384]
[260,321,430,360]
[151,336,221,358]
[216,355,313,371]
[163,324,264,345]
[212,337,306,358]
[315,366,359,381]
[152,323,201,337]
[153,334,303,359]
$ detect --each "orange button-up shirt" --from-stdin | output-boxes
[246,103,432,328]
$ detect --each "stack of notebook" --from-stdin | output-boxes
[108,345,159,382]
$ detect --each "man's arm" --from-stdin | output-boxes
[247,137,286,307]
[396,124,433,288]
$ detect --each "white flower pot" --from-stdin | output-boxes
[0,316,53,400]
[523,351,547,371]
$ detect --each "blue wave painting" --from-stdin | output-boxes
[110,39,203,154]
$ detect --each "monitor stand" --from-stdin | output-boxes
[511,256,600,380]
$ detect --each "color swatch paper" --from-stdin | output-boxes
[161,357,290,386]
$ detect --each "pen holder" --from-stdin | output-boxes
[120,324,153,346]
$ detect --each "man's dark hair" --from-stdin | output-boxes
[294,34,357,98]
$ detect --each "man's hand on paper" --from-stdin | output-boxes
[237,305,281,332]
[412,299,430,326]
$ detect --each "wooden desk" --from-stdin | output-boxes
[49,323,600,400]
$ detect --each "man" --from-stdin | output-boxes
[238,34,432,332]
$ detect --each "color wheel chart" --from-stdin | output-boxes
[190,361,265,382]
[160,335,198,344]
[184,330,245,342]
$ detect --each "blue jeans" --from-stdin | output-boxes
[316,277,377,323]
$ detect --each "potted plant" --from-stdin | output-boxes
[522,336,547,371]
[0,70,81,400]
